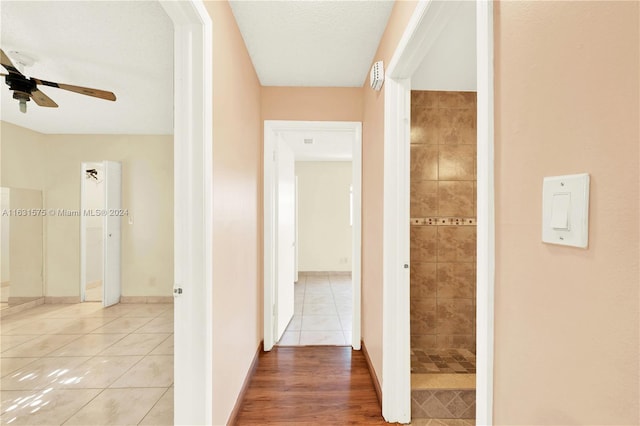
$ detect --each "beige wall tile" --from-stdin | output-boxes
[440,127,476,145]
[437,263,475,299]
[410,298,436,335]
[411,125,439,145]
[439,145,475,181]
[437,227,476,263]
[438,181,474,217]
[410,90,477,352]
[410,262,437,298]
[412,91,439,108]
[436,335,476,350]
[437,299,475,335]
[437,91,476,109]
[411,226,437,263]
[411,181,438,217]
[410,334,437,351]
[411,144,439,181]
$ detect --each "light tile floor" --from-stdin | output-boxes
[84,281,103,302]
[277,272,352,346]
[0,302,173,425]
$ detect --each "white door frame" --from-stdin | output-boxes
[263,120,363,351]
[381,1,495,424]
[160,1,213,425]
[79,161,99,303]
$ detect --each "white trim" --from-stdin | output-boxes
[351,122,362,349]
[382,0,495,423]
[263,120,363,350]
[387,1,462,78]
[381,76,412,422]
[161,1,213,425]
[475,2,495,424]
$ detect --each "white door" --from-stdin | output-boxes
[276,137,295,340]
[294,176,299,283]
[102,161,122,307]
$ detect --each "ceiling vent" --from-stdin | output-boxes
[303,138,314,145]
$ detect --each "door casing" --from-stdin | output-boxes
[160,1,213,424]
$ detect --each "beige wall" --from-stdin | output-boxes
[0,123,46,298]
[361,0,417,385]
[205,1,262,424]
[494,2,639,424]
[8,188,43,301]
[1,121,46,190]
[262,87,362,122]
[44,133,174,298]
[296,161,352,272]
[1,121,174,299]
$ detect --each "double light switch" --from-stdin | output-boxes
[542,173,590,248]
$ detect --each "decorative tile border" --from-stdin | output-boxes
[411,217,476,226]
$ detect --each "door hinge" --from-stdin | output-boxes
[173,286,183,296]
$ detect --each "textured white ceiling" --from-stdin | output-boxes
[280,129,353,161]
[0,1,173,135]
[411,1,476,92]
[229,0,394,87]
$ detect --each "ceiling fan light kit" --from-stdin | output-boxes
[1,48,117,113]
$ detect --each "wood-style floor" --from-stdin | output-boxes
[233,346,388,425]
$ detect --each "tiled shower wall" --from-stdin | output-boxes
[410,90,477,351]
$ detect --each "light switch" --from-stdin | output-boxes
[542,173,590,248]
[550,193,570,230]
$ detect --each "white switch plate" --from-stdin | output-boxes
[542,173,590,248]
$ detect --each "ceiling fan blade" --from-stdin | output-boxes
[0,49,24,75]
[31,78,116,101]
[31,89,58,108]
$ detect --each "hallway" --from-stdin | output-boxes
[233,346,385,425]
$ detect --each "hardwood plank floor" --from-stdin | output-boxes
[233,346,388,425]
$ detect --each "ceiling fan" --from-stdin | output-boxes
[1,48,116,113]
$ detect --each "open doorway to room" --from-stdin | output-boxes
[263,121,362,351]
[0,1,183,424]
[380,1,494,423]
[408,2,478,422]
[80,162,106,303]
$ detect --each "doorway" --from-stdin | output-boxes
[80,162,105,302]
[263,120,362,351]
[79,160,122,307]
[380,1,494,423]
[280,159,354,346]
